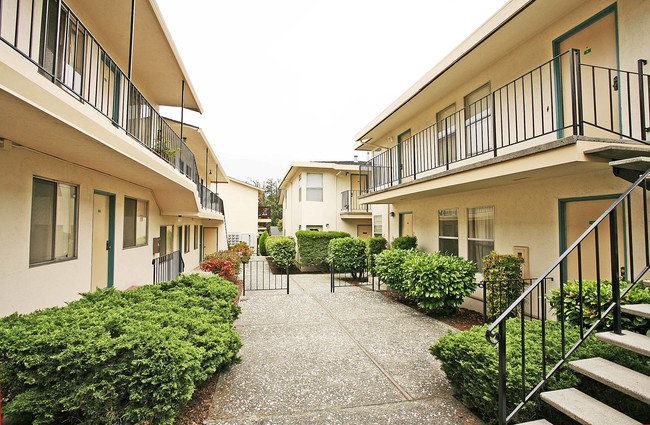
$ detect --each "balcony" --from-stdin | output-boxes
[258,206,271,221]
[361,50,650,194]
[341,190,369,215]
[0,0,216,211]
[199,184,224,215]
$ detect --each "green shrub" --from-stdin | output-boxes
[548,280,650,335]
[266,236,296,267]
[430,319,650,424]
[205,250,242,276]
[0,274,241,425]
[366,236,387,256]
[482,251,525,320]
[405,252,477,313]
[392,235,417,250]
[258,231,269,256]
[296,230,350,268]
[374,249,414,292]
[327,237,367,278]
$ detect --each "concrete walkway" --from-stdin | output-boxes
[206,271,483,425]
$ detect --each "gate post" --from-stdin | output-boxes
[330,260,335,293]
[242,261,246,296]
[286,262,290,294]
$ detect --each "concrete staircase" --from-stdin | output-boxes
[517,304,650,425]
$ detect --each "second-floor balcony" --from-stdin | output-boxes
[341,190,369,214]
[0,0,220,213]
[361,50,650,194]
[258,206,272,220]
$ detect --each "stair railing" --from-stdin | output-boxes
[486,166,650,424]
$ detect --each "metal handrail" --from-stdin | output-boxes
[341,190,369,212]
[152,250,184,284]
[486,166,650,424]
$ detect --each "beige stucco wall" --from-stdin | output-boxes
[218,180,262,248]
[0,146,223,316]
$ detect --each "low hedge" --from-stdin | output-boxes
[548,280,650,335]
[258,231,269,256]
[327,237,367,278]
[366,236,387,256]
[392,235,417,250]
[0,274,242,425]
[430,319,650,424]
[296,230,350,268]
[266,235,296,267]
[374,248,413,292]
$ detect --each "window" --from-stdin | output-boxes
[123,197,148,248]
[373,215,383,237]
[464,83,492,156]
[436,104,457,165]
[438,208,458,256]
[306,173,323,201]
[468,206,494,272]
[194,225,199,250]
[29,177,78,265]
[298,174,302,202]
[184,225,190,253]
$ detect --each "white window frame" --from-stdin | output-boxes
[438,208,459,256]
[467,206,495,273]
[373,215,383,237]
[306,173,323,202]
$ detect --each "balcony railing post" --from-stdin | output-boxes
[52,0,63,82]
[412,138,417,180]
[569,48,579,136]
[609,208,622,334]
[638,59,648,141]
[575,49,584,136]
[492,91,498,157]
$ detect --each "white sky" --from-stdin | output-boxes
[157,0,510,183]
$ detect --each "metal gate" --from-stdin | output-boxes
[242,258,290,295]
[330,257,376,292]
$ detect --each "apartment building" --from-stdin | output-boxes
[0,0,229,316]
[279,160,378,239]
[218,177,264,249]
[355,0,650,305]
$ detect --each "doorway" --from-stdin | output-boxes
[399,212,413,237]
[203,227,218,257]
[91,192,115,290]
[357,224,372,239]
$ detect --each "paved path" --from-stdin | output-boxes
[206,271,483,425]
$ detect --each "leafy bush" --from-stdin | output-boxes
[266,236,296,267]
[366,236,387,256]
[205,250,242,276]
[296,230,350,268]
[374,249,415,292]
[392,235,417,250]
[405,252,477,313]
[430,319,650,424]
[200,258,236,282]
[327,237,367,278]
[258,231,269,256]
[548,280,650,335]
[231,241,253,262]
[482,251,525,320]
[0,274,241,425]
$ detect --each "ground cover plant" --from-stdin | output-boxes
[548,280,650,335]
[265,235,296,268]
[296,230,349,269]
[0,274,242,425]
[430,319,650,424]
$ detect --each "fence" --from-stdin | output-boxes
[330,256,375,292]
[242,258,289,295]
[152,250,184,284]
[478,278,554,324]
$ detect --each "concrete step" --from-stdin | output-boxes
[516,420,553,425]
[569,357,650,403]
[621,303,650,319]
[595,330,650,357]
[541,388,641,425]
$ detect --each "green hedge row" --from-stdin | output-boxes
[296,230,349,268]
[431,319,650,424]
[392,235,417,250]
[266,235,296,267]
[0,274,242,425]
[374,249,477,313]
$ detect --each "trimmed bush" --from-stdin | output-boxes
[200,258,236,282]
[548,280,650,335]
[430,319,650,424]
[0,274,241,425]
[258,230,269,256]
[296,230,350,268]
[482,251,525,320]
[405,251,477,313]
[205,250,242,276]
[392,235,417,250]
[266,236,296,267]
[366,236,387,256]
[327,237,367,278]
[374,249,415,292]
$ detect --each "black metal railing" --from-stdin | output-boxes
[198,183,224,214]
[361,50,650,193]
[341,190,369,212]
[0,0,219,210]
[486,167,650,424]
[242,258,289,295]
[330,256,374,292]
[152,250,184,284]
[478,278,553,324]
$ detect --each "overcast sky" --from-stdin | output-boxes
[157,0,510,183]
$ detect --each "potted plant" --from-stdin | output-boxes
[153,140,180,161]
